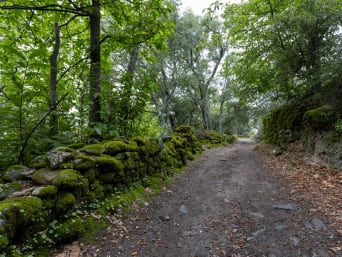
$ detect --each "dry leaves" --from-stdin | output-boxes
[256,142,342,232]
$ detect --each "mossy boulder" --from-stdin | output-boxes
[0,196,43,240]
[104,140,138,156]
[3,165,35,182]
[132,136,146,146]
[56,192,76,214]
[303,106,334,129]
[30,155,47,169]
[95,156,124,175]
[87,180,104,202]
[68,143,86,149]
[46,150,75,170]
[263,103,305,144]
[0,182,22,200]
[32,169,88,191]
[0,234,9,251]
[53,217,85,244]
[80,144,105,156]
[73,156,96,171]
[32,185,57,199]
[141,139,160,155]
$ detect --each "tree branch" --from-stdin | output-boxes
[17,93,69,164]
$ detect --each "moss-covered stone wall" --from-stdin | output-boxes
[262,103,342,169]
[0,126,235,253]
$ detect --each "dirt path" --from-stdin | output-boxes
[83,140,340,257]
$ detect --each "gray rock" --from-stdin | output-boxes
[311,218,327,230]
[273,203,297,211]
[275,224,288,231]
[252,228,266,237]
[249,212,264,219]
[46,151,74,170]
[289,236,300,246]
[32,186,49,196]
[10,187,34,198]
[4,165,35,182]
[179,205,188,214]
[0,183,22,200]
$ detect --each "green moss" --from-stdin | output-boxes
[0,182,21,197]
[0,235,9,251]
[54,217,84,244]
[68,143,86,149]
[6,165,24,171]
[33,169,88,192]
[56,192,76,214]
[54,147,77,153]
[73,156,96,171]
[86,180,104,202]
[82,168,97,183]
[95,156,124,176]
[186,151,195,160]
[0,196,43,239]
[38,185,58,199]
[32,162,47,169]
[142,139,160,155]
[43,199,56,210]
[58,162,74,170]
[80,144,105,156]
[304,107,333,129]
[132,136,146,146]
[262,103,306,144]
[39,185,57,199]
[82,217,108,244]
[104,140,138,156]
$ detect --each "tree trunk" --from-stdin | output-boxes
[49,22,60,136]
[89,0,102,126]
[218,99,225,134]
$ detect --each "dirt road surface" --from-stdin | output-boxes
[83,140,340,257]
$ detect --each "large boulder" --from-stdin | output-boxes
[32,169,88,191]
[0,196,43,246]
[46,150,75,170]
[0,182,22,200]
[3,165,35,182]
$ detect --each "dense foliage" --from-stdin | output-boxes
[1,0,341,172]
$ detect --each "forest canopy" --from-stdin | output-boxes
[1,0,341,171]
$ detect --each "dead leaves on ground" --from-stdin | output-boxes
[256,142,342,231]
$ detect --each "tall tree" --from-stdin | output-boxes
[222,0,342,102]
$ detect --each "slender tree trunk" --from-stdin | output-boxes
[218,99,225,134]
[201,94,211,130]
[89,0,102,126]
[49,22,60,136]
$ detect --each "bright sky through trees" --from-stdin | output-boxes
[181,0,243,14]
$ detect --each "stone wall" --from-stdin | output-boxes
[0,126,235,253]
[262,104,342,169]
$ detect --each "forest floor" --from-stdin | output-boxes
[56,139,341,257]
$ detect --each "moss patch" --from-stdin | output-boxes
[303,106,333,129]
[0,234,9,251]
[32,169,88,193]
[35,185,58,199]
[56,192,76,214]
[54,217,84,244]
[104,140,138,156]
[95,156,124,176]
[80,144,105,156]
[0,196,43,239]
[73,156,96,172]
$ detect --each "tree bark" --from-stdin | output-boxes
[49,22,60,136]
[88,0,102,126]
